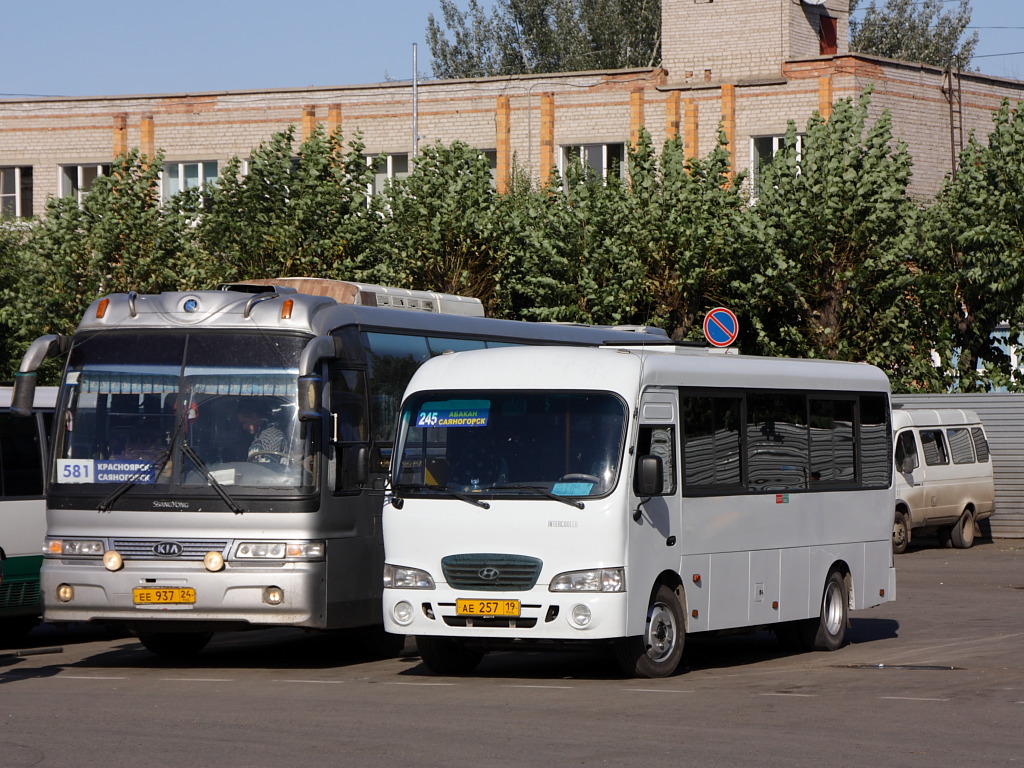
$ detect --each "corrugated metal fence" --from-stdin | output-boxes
[893,393,1024,539]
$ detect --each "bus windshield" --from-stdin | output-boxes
[394,391,626,498]
[53,332,315,493]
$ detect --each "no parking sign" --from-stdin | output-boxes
[703,307,739,348]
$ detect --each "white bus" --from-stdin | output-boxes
[9,279,666,657]
[0,386,56,644]
[383,345,897,677]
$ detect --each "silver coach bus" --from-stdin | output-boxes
[10,278,667,657]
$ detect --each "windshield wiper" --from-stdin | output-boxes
[396,483,490,509]
[489,484,585,509]
[181,443,245,515]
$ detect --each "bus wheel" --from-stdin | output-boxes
[950,508,976,549]
[416,636,484,675]
[614,584,685,678]
[137,631,213,658]
[810,571,849,651]
[0,617,38,648]
[892,511,910,555]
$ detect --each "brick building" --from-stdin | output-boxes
[2,0,1024,218]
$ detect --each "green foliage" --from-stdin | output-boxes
[192,126,378,283]
[747,90,943,391]
[365,141,508,310]
[426,0,660,78]
[850,0,977,68]
[0,150,200,381]
[923,100,1024,391]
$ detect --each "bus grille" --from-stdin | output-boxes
[112,539,229,561]
[441,554,542,591]
[0,580,41,609]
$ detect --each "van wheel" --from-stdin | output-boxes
[950,508,976,549]
[416,636,484,675]
[614,584,685,678]
[892,511,910,555]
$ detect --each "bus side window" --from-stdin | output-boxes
[634,425,677,496]
[328,367,368,443]
[0,413,45,497]
[328,366,370,492]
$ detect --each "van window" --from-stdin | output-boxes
[946,427,976,465]
[919,430,948,466]
[971,427,990,462]
[895,431,919,472]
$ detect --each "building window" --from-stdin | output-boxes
[0,166,33,218]
[161,161,219,200]
[366,153,411,196]
[750,134,804,193]
[819,16,838,55]
[560,143,626,181]
[60,164,111,204]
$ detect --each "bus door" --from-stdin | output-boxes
[627,390,681,632]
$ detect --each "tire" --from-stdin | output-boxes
[137,631,213,658]
[892,510,910,555]
[416,636,484,675]
[348,625,407,659]
[614,584,685,678]
[780,570,849,652]
[0,617,38,649]
[950,508,976,549]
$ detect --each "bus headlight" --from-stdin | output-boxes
[45,538,105,557]
[102,550,124,571]
[383,564,435,589]
[233,541,325,561]
[549,568,625,593]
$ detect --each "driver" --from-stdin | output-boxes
[236,401,286,462]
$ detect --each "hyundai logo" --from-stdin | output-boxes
[478,567,501,581]
[153,541,184,557]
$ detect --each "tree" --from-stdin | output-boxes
[923,100,1024,392]
[191,126,380,284]
[850,0,978,69]
[744,90,943,391]
[0,151,201,364]
[426,0,660,78]
[365,141,509,310]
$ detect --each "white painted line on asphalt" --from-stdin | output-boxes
[55,675,127,680]
[282,679,346,684]
[159,677,233,682]
[879,696,950,702]
[506,684,574,690]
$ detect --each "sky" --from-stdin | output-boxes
[2,0,1023,99]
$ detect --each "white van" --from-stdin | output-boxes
[892,408,994,553]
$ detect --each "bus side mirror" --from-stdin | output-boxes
[636,455,664,497]
[297,373,321,422]
[339,444,369,489]
[11,334,71,417]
